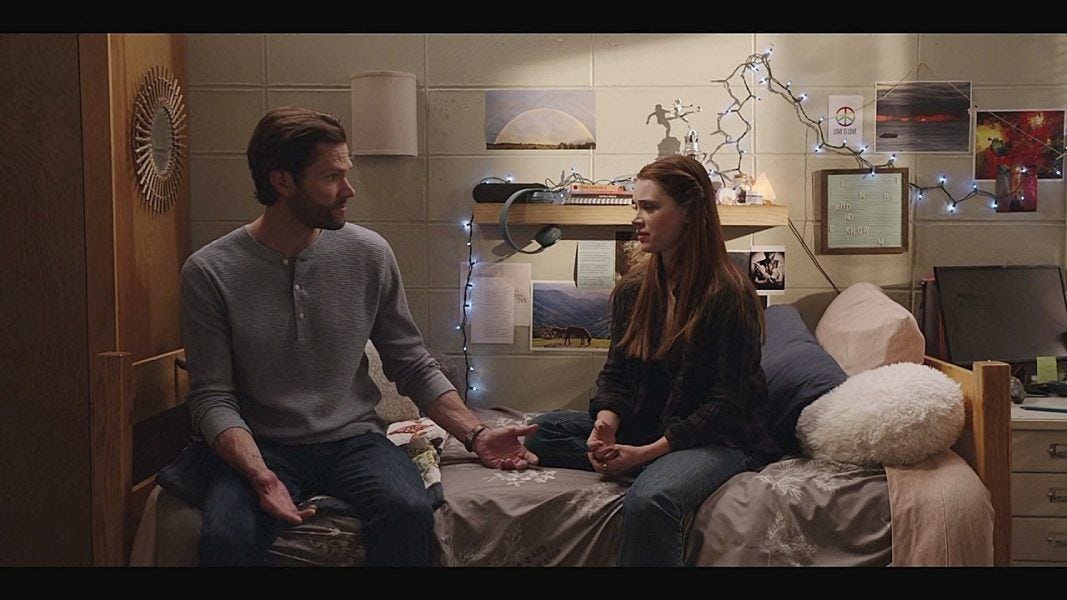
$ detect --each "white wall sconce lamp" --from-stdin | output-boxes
[349,70,418,156]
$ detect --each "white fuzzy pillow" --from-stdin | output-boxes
[796,362,964,467]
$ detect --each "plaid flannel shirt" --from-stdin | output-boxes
[589,280,781,461]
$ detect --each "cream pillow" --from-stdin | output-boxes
[796,362,964,467]
[367,341,421,423]
[814,282,924,376]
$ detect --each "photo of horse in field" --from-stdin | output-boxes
[531,281,611,351]
[537,325,593,346]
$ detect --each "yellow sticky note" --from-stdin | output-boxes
[1036,356,1058,383]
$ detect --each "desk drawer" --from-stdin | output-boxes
[1012,517,1067,561]
[1012,473,1067,516]
[1013,430,1067,472]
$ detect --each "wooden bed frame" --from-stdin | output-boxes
[924,356,1012,565]
[91,349,190,566]
[89,350,1012,566]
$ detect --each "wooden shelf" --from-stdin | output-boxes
[472,203,788,233]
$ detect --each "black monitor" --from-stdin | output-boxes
[934,265,1067,366]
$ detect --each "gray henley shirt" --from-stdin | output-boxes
[181,223,455,446]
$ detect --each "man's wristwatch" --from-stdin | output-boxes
[462,423,489,453]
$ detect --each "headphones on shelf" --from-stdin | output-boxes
[499,187,562,254]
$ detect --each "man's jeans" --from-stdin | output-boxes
[199,431,434,566]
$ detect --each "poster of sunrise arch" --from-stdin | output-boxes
[486,90,596,150]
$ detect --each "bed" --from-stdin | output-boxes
[91,287,1011,567]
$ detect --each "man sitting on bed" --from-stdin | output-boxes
[181,106,539,566]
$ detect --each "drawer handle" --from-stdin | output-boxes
[1048,533,1067,548]
[1049,443,1067,459]
[1050,488,1067,503]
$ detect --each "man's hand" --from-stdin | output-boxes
[251,470,316,525]
[590,444,651,477]
[473,424,540,471]
[586,410,620,466]
[211,428,315,525]
[422,389,538,470]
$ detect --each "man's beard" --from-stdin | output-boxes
[288,187,346,231]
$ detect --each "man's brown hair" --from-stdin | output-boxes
[246,106,347,206]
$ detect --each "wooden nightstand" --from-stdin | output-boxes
[1011,399,1067,566]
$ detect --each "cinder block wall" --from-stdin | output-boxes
[186,34,1067,411]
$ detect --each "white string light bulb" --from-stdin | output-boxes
[699,49,1055,210]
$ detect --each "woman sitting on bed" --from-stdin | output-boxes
[525,155,781,567]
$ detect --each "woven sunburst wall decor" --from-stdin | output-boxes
[132,66,187,213]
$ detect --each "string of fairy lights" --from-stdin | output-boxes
[460,171,636,400]
[459,208,476,401]
[459,44,1066,400]
[705,44,1065,214]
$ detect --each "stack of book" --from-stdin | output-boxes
[563,183,633,205]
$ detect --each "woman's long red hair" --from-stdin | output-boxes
[617,155,764,361]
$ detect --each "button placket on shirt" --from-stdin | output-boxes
[291,258,310,339]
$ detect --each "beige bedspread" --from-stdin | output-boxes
[884,449,994,566]
[131,411,992,567]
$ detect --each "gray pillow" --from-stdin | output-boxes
[369,343,463,424]
[761,304,848,455]
[367,341,421,423]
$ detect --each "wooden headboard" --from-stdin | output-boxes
[90,350,1012,566]
[924,356,1012,566]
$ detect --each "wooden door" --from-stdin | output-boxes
[84,33,191,566]
[0,32,189,566]
[0,33,91,566]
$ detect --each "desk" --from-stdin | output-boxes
[1011,397,1067,565]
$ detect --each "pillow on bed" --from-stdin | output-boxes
[796,362,964,467]
[367,341,422,423]
[368,342,464,424]
[761,304,849,456]
[814,283,924,376]
[386,417,447,508]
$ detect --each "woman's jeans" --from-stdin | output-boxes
[526,410,763,567]
[198,431,434,566]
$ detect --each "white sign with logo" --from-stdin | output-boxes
[828,95,863,148]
